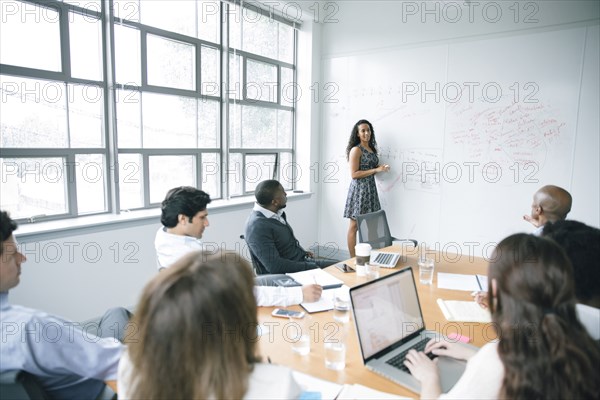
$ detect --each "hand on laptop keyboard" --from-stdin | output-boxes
[403,348,440,383]
[424,338,477,361]
[386,338,438,374]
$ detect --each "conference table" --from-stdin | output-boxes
[256,245,494,397]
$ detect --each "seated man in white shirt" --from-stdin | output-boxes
[0,210,126,399]
[522,185,572,235]
[154,186,322,306]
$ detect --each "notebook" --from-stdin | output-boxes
[286,269,344,290]
[369,250,401,268]
[350,267,471,393]
[437,299,492,322]
[271,269,345,291]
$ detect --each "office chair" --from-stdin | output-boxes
[0,370,48,400]
[0,370,117,400]
[239,234,292,286]
[240,234,269,275]
[356,210,418,249]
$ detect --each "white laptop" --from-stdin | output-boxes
[369,250,401,268]
[350,267,471,393]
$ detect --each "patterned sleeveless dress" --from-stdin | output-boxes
[343,145,381,219]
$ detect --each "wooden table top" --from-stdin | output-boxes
[107,246,494,397]
[257,246,494,397]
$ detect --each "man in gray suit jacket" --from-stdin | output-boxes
[244,180,337,274]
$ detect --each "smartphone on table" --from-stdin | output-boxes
[271,308,305,319]
[335,263,355,273]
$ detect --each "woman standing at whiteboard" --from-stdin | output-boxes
[343,119,390,257]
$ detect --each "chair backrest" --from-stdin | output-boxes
[240,235,268,275]
[0,370,49,400]
[0,370,116,400]
[356,210,393,249]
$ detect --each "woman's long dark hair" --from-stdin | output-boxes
[488,234,600,399]
[345,119,378,160]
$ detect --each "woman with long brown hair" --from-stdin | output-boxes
[405,233,600,399]
[117,251,302,399]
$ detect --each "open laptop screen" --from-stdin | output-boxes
[351,268,425,359]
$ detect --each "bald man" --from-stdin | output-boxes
[523,185,572,235]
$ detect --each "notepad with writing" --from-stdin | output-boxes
[299,287,338,313]
[286,268,344,290]
[437,298,492,322]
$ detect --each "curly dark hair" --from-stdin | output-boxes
[0,210,18,256]
[489,233,600,399]
[160,187,211,228]
[542,220,600,304]
[345,119,378,160]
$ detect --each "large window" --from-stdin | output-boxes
[0,0,297,222]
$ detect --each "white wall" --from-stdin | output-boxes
[570,24,600,224]
[320,1,600,57]
[317,1,600,256]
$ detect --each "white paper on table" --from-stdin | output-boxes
[336,383,413,400]
[437,272,487,292]
[437,298,492,322]
[292,371,343,400]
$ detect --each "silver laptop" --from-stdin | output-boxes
[369,250,401,268]
[350,267,470,393]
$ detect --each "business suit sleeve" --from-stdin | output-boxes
[245,214,318,274]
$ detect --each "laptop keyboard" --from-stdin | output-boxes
[373,252,398,267]
[374,253,393,264]
[385,338,438,373]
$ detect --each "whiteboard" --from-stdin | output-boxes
[320,26,597,257]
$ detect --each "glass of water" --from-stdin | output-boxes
[290,318,310,356]
[333,294,351,324]
[324,341,346,370]
[418,257,435,285]
[324,322,347,370]
[366,262,380,280]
